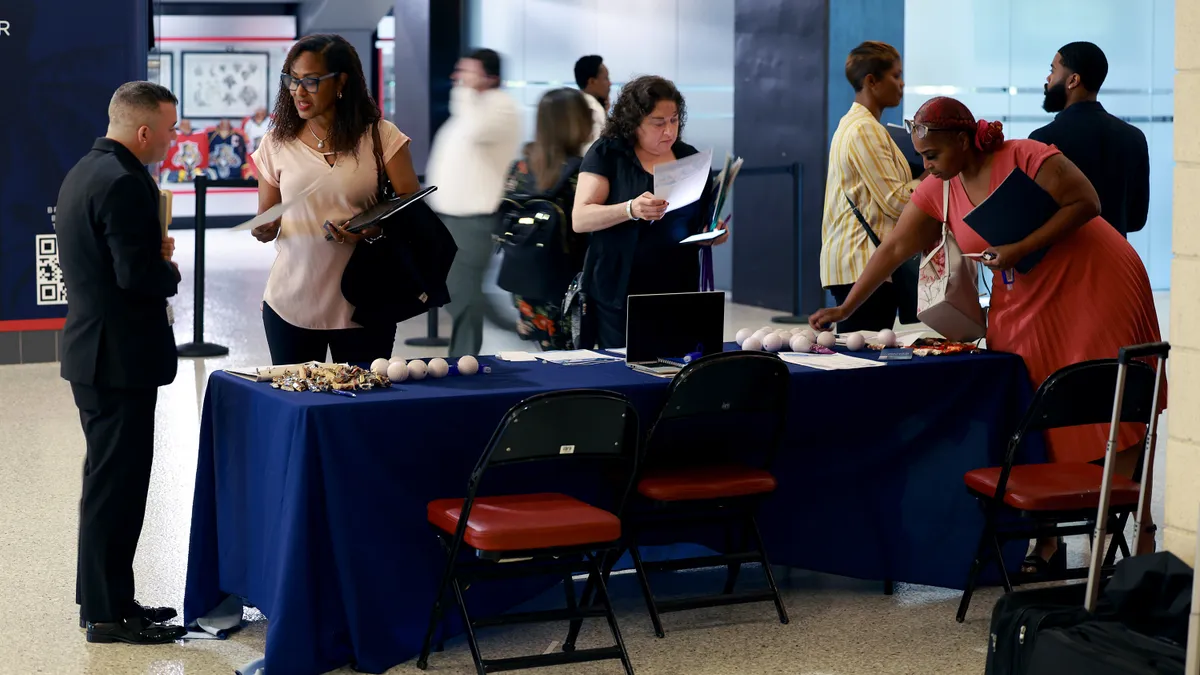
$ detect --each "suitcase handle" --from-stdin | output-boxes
[1118,342,1171,365]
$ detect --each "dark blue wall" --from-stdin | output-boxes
[0,0,148,327]
[732,0,829,315]
[827,0,906,147]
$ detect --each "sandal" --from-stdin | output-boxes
[1020,537,1066,580]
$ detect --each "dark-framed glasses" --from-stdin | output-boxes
[281,72,339,94]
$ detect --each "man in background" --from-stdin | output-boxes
[426,48,522,358]
[57,81,185,645]
[1031,41,1149,238]
[574,54,611,154]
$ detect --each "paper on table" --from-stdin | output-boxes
[231,175,328,231]
[778,352,886,371]
[534,350,622,364]
[654,148,713,214]
[680,229,726,244]
[496,351,538,362]
[605,347,628,356]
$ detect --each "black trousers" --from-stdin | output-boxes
[828,282,900,333]
[72,383,158,623]
[262,302,396,365]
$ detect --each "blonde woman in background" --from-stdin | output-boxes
[820,41,923,331]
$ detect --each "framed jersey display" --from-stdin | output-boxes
[180,51,270,119]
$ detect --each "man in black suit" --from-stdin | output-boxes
[1030,41,1150,238]
[57,81,186,645]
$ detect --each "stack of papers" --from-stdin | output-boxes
[533,350,622,365]
[778,352,886,371]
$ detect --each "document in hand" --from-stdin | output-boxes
[654,148,713,213]
[232,174,329,231]
[962,167,1060,274]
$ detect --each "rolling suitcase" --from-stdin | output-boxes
[1025,620,1185,674]
[985,342,1171,675]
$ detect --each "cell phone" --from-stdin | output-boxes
[963,252,997,261]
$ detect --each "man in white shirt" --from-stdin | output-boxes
[574,55,610,154]
[425,48,522,357]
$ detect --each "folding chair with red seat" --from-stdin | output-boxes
[955,343,1169,623]
[416,390,640,675]
[565,351,791,645]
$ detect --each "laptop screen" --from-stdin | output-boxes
[625,291,726,363]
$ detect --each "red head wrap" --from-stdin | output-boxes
[913,96,1005,152]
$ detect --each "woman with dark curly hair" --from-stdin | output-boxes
[810,96,1163,572]
[573,75,727,348]
[249,34,420,365]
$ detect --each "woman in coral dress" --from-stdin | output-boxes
[810,97,1163,571]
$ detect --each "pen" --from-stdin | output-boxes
[326,389,357,398]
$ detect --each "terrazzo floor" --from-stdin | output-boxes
[0,229,1170,675]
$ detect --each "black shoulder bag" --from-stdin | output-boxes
[340,124,459,328]
[846,195,920,325]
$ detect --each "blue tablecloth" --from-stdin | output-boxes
[184,348,1043,675]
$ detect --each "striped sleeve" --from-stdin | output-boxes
[845,121,918,220]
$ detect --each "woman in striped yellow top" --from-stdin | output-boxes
[820,41,923,331]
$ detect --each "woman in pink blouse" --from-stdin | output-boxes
[250,34,420,365]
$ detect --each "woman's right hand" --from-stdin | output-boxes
[809,305,849,332]
[630,192,668,221]
[251,221,280,243]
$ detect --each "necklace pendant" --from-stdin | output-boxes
[317,140,325,149]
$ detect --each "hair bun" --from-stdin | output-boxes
[975,119,1005,152]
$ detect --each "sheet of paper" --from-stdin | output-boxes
[654,148,713,214]
[605,347,627,356]
[231,176,328,231]
[224,361,329,381]
[778,352,886,371]
[534,350,622,364]
[680,229,727,244]
[496,351,538,362]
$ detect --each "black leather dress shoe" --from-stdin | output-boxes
[85,616,187,645]
[79,602,178,629]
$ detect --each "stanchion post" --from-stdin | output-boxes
[177,175,231,358]
[404,308,450,347]
[772,161,810,325]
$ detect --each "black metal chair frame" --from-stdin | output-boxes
[956,352,1166,623]
[565,351,791,646]
[416,389,641,675]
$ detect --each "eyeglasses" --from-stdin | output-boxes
[904,119,954,139]
[281,72,340,94]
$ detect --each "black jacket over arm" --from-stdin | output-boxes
[1029,101,1150,237]
[56,138,181,389]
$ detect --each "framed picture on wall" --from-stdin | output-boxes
[180,51,270,119]
[148,52,173,92]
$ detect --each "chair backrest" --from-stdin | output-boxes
[478,389,639,469]
[1020,359,1159,435]
[644,350,790,469]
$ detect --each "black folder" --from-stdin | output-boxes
[963,168,1060,274]
[325,185,439,240]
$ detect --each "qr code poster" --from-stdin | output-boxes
[35,234,67,306]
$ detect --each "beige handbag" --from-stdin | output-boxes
[915,181,987,342]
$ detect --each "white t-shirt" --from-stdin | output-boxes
[250,121,410,330]
[243,117,270,151]
[425,86,522,217]
[581,92,608,156]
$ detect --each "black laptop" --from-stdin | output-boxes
[624,291,726,375]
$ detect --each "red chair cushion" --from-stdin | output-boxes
[964,463,1141,512]
[637,465,778,502]
[426,493,620,552]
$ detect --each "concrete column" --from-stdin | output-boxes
[1164,0,1200,565]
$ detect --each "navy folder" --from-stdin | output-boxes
[963,168,1060,274]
